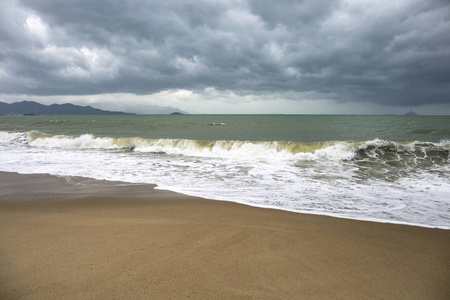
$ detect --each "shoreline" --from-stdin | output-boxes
[1,171,449,299]
[2,171,447,230]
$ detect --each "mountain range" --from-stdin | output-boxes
[0,101,186,115]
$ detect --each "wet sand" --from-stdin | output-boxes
[0,172,449,299]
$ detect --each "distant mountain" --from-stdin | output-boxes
[0,101,134,116]
[404,111,418,116]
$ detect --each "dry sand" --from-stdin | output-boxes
[0,172,449,299]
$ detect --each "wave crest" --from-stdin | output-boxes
[355,139,449,161]
[1,131,448,163]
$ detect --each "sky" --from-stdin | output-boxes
[0,0,449,114]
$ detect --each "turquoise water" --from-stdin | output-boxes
[1,115,449,228]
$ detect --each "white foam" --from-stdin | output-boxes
[29,133,119,149]
[24,132,358,161]
[0,131,28,144]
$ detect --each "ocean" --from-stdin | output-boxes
[0,114,449,228]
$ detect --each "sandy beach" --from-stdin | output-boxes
[0,172,449,299]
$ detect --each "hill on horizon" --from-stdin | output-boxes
[0,100,136,116]
[0,100,188,115]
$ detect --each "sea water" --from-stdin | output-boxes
[0,115,449,228]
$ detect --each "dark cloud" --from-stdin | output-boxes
[1,0,449,107]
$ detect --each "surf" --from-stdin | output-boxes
[1,131,448,165]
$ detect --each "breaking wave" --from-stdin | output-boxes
[1,131,448,164]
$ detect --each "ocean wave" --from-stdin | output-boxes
[0,131,28,145]
[1,131,448,163]
[354,139,449,162]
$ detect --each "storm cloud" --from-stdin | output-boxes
[1,0,449,111]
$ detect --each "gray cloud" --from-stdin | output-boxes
[1,0,449,108]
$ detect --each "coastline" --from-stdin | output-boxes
[1,171,449,299]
